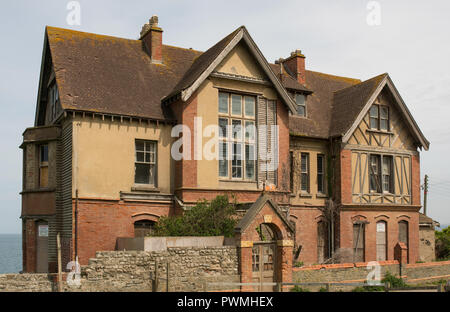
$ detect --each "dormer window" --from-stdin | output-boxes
[369,104,389,131]
[295,93,306,117]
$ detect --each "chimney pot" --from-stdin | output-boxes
[140,15,163,64]
[282,49,306,85]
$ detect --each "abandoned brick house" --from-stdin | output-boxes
[21,16,432,282]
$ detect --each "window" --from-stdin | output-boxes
[382,156,394,193]
[48,83,60,120]
[317,154,325,194]
[369,155,381,192]
[370,154,394,193]
[376,221,387,261]
[134,140,157,186]
[300,153,309,192]
[369,104,389,131]
[39,144,49,188]
[134,220,156,237]
[218,92,256,180]
[295,93,306,117]
[353,222,365,262]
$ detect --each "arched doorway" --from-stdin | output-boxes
[252,223,279,291]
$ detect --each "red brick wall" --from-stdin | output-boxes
[276,100,290,192]
[339,149,352,205]
[74,199,173,265]
[339,210,419,263]
[289,207,325,265]
[173,93,198,190]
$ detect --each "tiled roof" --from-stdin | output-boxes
[47,26,201,121]
[45,26,426,147]
[290,70,361,139]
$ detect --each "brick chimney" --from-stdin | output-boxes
[282,50,306,85]
[140,16,163,64]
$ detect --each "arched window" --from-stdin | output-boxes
[398,220,409,261]
[317,221,329,264]
[134,220,156,237]
[376,221,387,261]
[353,222,365,262]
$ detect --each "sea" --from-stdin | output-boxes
[0,234,22,274]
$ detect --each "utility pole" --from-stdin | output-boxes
[423,174,428,216]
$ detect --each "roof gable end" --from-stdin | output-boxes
[166,27,297,113]
[341,74,429,150]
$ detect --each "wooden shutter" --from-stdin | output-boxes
[257,97,277,188]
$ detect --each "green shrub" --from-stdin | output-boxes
[436,226,450,260]
[318,287,328,292]
[153,195,237,237]
[293,261,304,268]
[382,271,407,288]
[290,285,310,292]
[352,285,385,292]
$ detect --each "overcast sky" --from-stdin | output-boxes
[1,0,449,233]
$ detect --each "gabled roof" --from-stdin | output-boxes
[334,73,430,150]
[164,26,298,114]
[42,26,202,121]
[235,194,294,234]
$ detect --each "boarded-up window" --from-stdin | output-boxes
[398,220,409,262]
[353,223,365,262]
[398,221,408,245]
[369,155,381,192]
[317,221,329,263]
[376,221,387,261]
[134,220,156,237]
[39,144,49,188]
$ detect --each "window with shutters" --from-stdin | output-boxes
[218,92,256,180]
[39,144,49,188]
[134,140,157,186]
[353,223,365,262]
[317,154,325,194]
[376,221,387,261]
[300,153,309,192]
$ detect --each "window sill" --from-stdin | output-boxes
[366,129,394,135]
[131,185,160,193]
[299,193,313,198]
[219,179,257,183]
[316,193,328,198]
